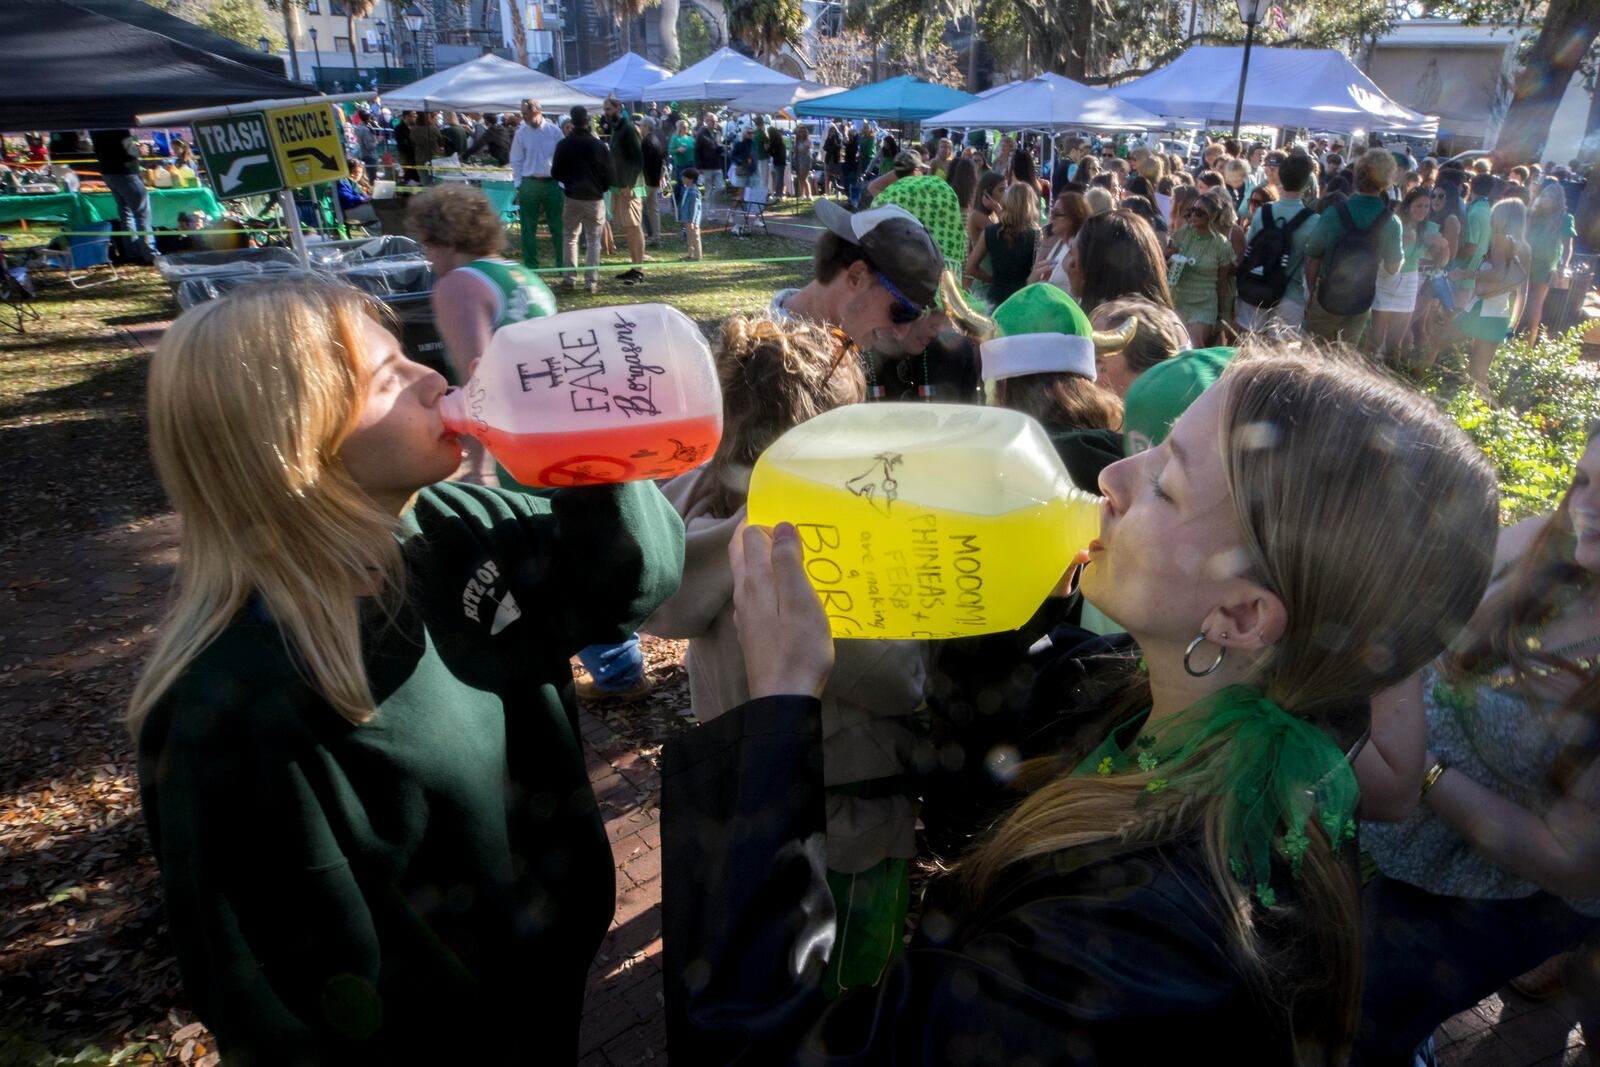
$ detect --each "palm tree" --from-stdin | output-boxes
[597,0,664,56]
[343,0,378,77]
[726,0,804,58]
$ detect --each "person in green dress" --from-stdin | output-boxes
[1369,187,1449,364]
[1167,190,1234,347]
[131,278,683,1065]
[408,184,557,486]
[1521,179,1577,339]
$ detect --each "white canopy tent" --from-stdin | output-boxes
[726,79,843,114]
[638,47,800,103]
[923,72,1168,131]
[568,51,670,99]
[1107,46,1429,133]
[384,54,601,113]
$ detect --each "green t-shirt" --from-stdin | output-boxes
[137,480,684,1063]
[669,134,695,172]
[1305,194,1403,272]
[1457,197,1493,272]
[1401,220,1440,273]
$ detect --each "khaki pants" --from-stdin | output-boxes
[684,222,702,260]
[1304,297,1372,348]
[612,186,645,264]
[562,197,605,285]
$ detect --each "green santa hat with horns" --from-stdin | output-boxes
[978,283,1136,384]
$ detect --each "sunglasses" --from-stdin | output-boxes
[1185,207,1209,218]
[873,269,927,325]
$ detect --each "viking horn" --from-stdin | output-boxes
[1092,317,1138,352]
[937,270,996,342]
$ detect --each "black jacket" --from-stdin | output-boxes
[661,682,1300,1065]
[694,127,723,171]
[642,131,667,186]
[552,129,613,201]
[610,112,644,190]
[767,127,787,169]
[468,123,513,166]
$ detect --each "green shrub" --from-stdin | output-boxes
[1418,329,1600,524]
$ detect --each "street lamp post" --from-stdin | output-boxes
[403,6,425,77]
[377,19,391,78]
[1231,0,1264,139]
[308,26,322,89]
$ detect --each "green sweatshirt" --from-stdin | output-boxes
[138,480,684,1066]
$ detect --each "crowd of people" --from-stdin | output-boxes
[98,86,1600,1067]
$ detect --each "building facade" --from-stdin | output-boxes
[1364,17,1597,162]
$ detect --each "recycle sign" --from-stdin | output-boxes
[191,112,285,200]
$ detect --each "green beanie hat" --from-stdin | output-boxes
[1122,346,1236,455]
[981,284,1097,382]
[873,175,966,278]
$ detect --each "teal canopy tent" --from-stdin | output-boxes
[794,76,977,123]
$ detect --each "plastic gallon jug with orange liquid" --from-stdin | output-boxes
[440,303,722,487]
[747,404,1102,640]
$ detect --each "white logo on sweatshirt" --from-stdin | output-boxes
[462,560,522,635]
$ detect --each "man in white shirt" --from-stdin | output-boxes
[510,98,565,270]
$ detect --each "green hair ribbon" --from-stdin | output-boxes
[1074,684,1359,906]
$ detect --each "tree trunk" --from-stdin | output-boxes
[658,0,681,67]
[508,0,530,65]
[1491,0,1600,169]
[281,1,302,82]
[1062,0,1092,81]
[347,13,360,76]
[966,1,979,91]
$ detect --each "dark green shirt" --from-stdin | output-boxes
[138,480,684,1065]
[1305,193,1403,271]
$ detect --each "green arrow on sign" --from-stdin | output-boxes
[192,112,285,200]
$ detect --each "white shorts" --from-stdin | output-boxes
[1372,269,1422,314]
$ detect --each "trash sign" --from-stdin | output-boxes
[265,102,349,187]
[192,112,285,199]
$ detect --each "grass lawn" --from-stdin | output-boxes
[527,228,813,331]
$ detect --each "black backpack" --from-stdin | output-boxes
[1317,200,1390,316]
[1236,202,1316,309]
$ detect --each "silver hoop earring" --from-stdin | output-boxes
[1184,631,1227,677]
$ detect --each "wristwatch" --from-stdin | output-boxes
[1420,757,1450,799]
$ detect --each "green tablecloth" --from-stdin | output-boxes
[0,192,91,227]
[83,188,224,230]
[0,188,223,231]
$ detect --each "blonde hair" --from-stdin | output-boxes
[1222,157,1250,182]
[406,184,506,258]
[129,280,406,732]
[1084,186,1114,215]
[1353,148,1398,194]
[704,314,865,517]
[998,181,1040,236]
[964,343,1499,1064]
[1491,196,1527,239]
